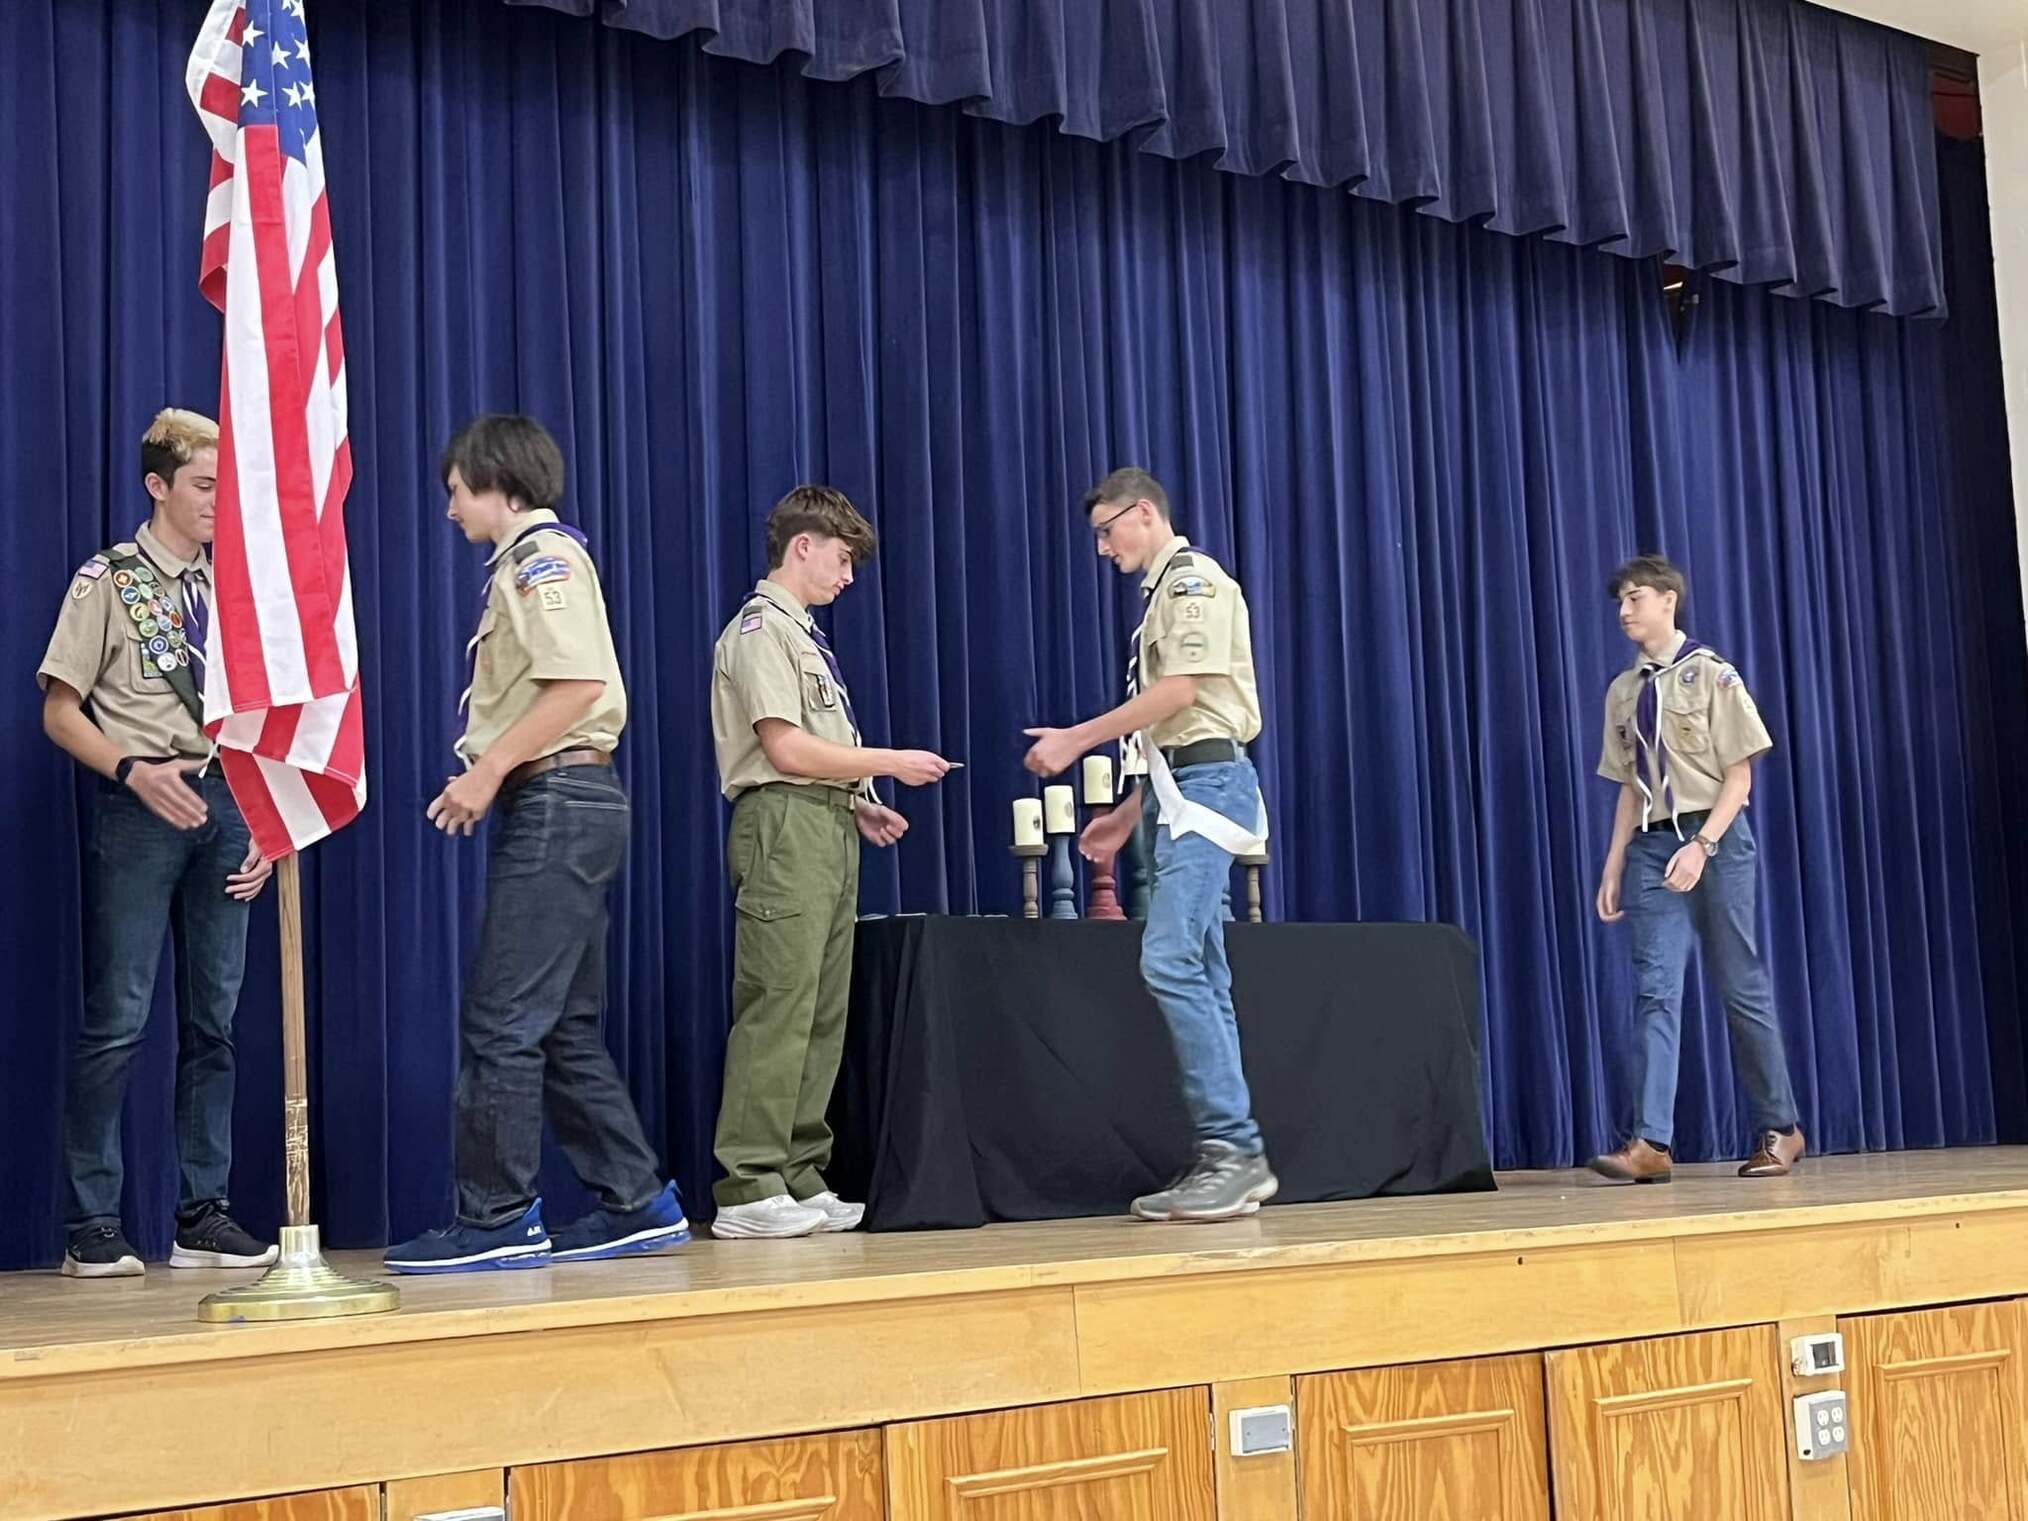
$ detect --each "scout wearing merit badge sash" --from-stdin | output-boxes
[1590,554,1804,1184]
[385,415,688,1274]
[707,485,950,1240]
[37,409,277,1278]
[1024,468,1276,1223]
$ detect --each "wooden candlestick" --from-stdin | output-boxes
[1086,846,1125,921]
[1047,834,1078,920]
[1239,850,1269,923]
[1011,842,1046,920]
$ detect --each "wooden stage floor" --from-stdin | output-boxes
[7,1147,2028,1517]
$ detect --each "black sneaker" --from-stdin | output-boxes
[171,1207,279,1269]
[63,1225,144,1279]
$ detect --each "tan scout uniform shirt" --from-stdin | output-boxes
[457,510,627,766]
[38,522,211,761]
[712,580,873,802]
[1598,632,1773,823]
[1137,536,1263,749]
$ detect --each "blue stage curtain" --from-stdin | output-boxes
[509,0,1948,317]
[1,0,2019,1267]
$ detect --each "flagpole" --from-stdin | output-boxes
[198,853,397,1322]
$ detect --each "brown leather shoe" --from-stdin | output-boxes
[1588,1138,1673,1184]
[1739,1127,1806,1177]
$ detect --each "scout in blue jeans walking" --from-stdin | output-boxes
[385,415,688,1273]
[1590,554,1804,1184]
[1025,468,1276,1222]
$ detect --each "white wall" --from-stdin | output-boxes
[1810,0,2028,631]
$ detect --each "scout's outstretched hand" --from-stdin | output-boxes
[1022,726,1081,777]
[884,749,952,787]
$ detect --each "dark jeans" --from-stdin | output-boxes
[453,765,664,1227]
[64,773,252,1233]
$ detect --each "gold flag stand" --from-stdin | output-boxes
[199,854,398,1322]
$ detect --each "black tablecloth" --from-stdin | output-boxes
[829,917,1495,1231]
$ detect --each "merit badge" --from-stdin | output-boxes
[128,602,148,623]
[112,570,134,589]
[157,649,179,671]
[120,586,141,605]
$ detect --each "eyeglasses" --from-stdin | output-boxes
[1093,499,1145,542]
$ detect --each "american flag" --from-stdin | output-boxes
[184,0,364,859]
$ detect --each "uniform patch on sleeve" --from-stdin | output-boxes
[1168,575,1216,599]
[70,556,109,598]
[1178,631,1210,663]
[538,584,568,612]
[1717,664,1742,689]
[740,609,765,634]
[514,555,572,594]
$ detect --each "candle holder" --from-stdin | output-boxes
[1086,844,1126,920]
[1239,850,1269,923]
[1011,842,1047,920]
[1126,798,1155,920]
[1047,832,1078,920]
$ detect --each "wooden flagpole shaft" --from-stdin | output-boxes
[278,853,312,1228]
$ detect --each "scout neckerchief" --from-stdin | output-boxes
[1633,635,1708,839]
[454,518,592,766]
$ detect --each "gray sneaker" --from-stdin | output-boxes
[1132,1141,1278,1222]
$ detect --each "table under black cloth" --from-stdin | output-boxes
[828,917,1495,1231]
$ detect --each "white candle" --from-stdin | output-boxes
[1012,798,1044,848]
[1081,755,1115,805]
[1043,785,1076,834]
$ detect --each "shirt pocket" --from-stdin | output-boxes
[799,653,840,715]
[1663,691,1712,754]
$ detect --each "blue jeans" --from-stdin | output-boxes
[453,765,666,1227]
[1623,813,1798,1147]
[64,774,252,1233]
[1142,759,1264,1153]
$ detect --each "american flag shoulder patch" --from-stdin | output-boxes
[740,608,765,635]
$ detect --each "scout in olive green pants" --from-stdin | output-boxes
[708,486,951,1239]
[715,783,860,1207]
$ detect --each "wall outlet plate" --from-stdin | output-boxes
[1794,1390,1850,1461]
[1230,1404,1293,1456]
[1790,1332,1846,1377]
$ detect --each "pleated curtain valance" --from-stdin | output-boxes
[507,0,1948,317]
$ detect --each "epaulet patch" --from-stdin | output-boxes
[511,539,542,565]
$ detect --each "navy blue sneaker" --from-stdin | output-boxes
[383,1200,551,1275]
[551,1182,691,1262]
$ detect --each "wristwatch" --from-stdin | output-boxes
[1694,832,1719,857]
[114,756,142,786]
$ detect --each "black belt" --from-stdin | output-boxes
[1642,809,1710,835]
[1162,738,1244,770]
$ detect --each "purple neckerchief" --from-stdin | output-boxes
[1634,637,1707,832]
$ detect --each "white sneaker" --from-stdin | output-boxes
[802,1192,865,1233]
[710,1194,827,1240]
